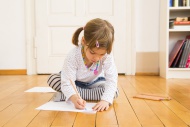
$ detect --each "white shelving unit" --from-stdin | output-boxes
[160,0,190,78]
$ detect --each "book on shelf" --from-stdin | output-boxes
[188,0,190,6]
[170,39,190,68]
[173,19,190,29]
[185,36,190,68]
[173,24,190,29]
[179,39,190,67]
[171,40,186,67]
[169,17,190,29]
[171,0,190,7]
[178,0,188,6]
[176,17,189,22]
[185,39,190,68]
[170,0,173,7]
[169,40,185,67]
[186,54,190,67]
[174,0,179,7]
[185,36,190,67]
[174,21,190,25]
[186,35,190,39]
[178,0,183,6]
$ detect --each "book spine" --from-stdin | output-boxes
[186,0,190,7]
[174,21,190,25]
[176,43,186,67]
[186,35,190,39]
[174,0,179,7]
[173,25,190,29]
[186,54,190,68]
[176,17,188,22]
[183,0,187,6]
[182,40,190,67]
[179,41,187,67]
[179,0,183,6]
[169,0,173,7]
[169,40,184,67]
[183,39,190,68]
[172,41,185,67]
[187,0,190,6]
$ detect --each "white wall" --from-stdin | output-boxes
[0,0,26,69]
[0,0,160,73]
[134,0,160,74]
[134,0,159,52]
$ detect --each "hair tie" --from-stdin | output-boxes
[96,41,99,48]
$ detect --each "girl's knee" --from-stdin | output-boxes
[47,73,61,88]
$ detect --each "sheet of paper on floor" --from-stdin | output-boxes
[25,87,56,93]
[36,101,97,114]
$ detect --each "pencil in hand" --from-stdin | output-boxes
[69,79,86,110]
[69,79,81,99]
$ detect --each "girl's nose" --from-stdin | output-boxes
[93,57,99,63]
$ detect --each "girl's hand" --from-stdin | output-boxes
[92,100,109,112]
[69,94,86,109]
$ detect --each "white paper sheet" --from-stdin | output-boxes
[25,87,56,93]
[36,101,97,114]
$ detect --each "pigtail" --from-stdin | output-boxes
[72,27,83,46]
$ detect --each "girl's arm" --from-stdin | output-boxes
[60,49,78,101]
[101,53,118,104]
[92,54,118,111]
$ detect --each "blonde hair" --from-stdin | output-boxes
[72,18,114,54]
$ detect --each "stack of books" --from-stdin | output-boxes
[173,18,190,29]
[169,17,190,29]
[170,0,190,7]
[169,35,190,68]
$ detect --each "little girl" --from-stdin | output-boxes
[48,18,118,112]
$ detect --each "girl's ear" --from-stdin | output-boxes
[81,37,86,45]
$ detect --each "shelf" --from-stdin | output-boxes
[168,68,190,71]
[169,7,190,11]
[167,69,190,78]
[160,0,190,78]
[169,29,190,32]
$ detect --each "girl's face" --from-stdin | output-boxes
[84,45,107,63]
[82,37,107,63]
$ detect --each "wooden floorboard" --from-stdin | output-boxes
[0,75,190,127]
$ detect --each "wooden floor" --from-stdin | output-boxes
[0,75,190,127]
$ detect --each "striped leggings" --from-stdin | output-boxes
[47,73,119,101]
